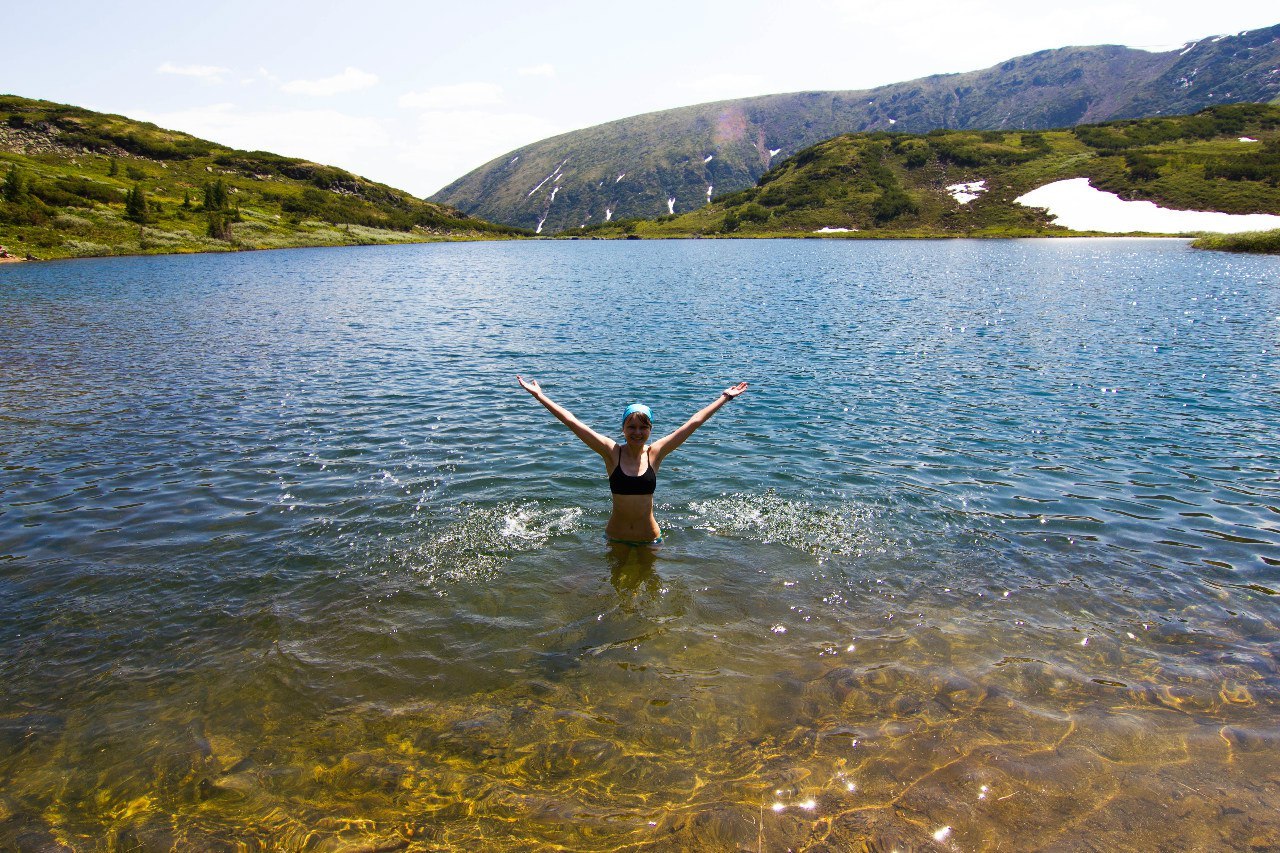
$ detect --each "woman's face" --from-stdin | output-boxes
[623,414,652,443]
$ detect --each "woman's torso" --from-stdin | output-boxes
[606,444,660,539]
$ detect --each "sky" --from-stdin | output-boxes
[3,1,1277,199]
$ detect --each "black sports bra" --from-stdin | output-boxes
[609,446,657,495]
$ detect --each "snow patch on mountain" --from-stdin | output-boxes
[1016,178,1280,233]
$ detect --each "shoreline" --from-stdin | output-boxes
[8,230,1278,265]
[0,232,515,265]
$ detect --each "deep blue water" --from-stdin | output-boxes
[1,239,1277,850]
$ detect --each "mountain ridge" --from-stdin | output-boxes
[431,24,1280,233]
[575,103,1280,240]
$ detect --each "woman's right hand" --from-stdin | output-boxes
[517,375,542,396]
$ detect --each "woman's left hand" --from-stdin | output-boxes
[722,382,749,399]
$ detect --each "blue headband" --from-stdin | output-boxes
[622,403,652,426]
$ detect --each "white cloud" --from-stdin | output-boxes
[156,62,230,83]
[130,103,391,168]
[399,82,505,110]
[280,67,379,96]
[397,109,563,195]
[518,63,557,78]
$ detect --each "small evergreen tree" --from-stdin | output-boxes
[207,211,232,240]
[3,164,24,202]
[108,158,119,177]
[124,183,149,223]
[181,189,192,209]
[203,179,228,211]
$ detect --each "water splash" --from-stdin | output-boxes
[399,501,584,585]
[686,491,876,558]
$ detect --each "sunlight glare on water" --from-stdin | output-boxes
[1,239,1277,850]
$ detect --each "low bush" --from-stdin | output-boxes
[30,182,92,208]
[1192,228,1280,254]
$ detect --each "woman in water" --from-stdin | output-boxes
[516,377,748,549]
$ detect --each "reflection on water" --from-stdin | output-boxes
[1,240,1278,849]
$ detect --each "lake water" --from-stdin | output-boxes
[1,238,1277,851]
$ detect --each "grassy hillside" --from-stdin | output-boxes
[572,104,1280,239]
[0,96,526,261]
[432,24,1280,233]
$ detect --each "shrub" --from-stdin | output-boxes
[899,140,930,168]
[758,186,788,207]
[782,192,826,211]
[1203,150,1280,184]
[1125,153,1164,182]
[717,188,758,208]
[871,187,918,223]
[30,182,91,208]
[56,177,120,204]
[3,164,26,202]
[54,212,93,230]
[0,199,51,227]
[792,147,822,168]
[282,186,327,217]
[1020,132,1050,152]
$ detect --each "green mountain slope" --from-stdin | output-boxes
[432,24,1280,234]
[0,96,525,261]
[575,103,1280,238]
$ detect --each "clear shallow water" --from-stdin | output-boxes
[1,239,1277,850]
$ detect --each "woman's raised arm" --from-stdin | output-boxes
[650,382,748,464]
[517,376,614,460]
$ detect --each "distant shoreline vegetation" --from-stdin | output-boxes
[1190,228,1280,254]
[0,95,528,262]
